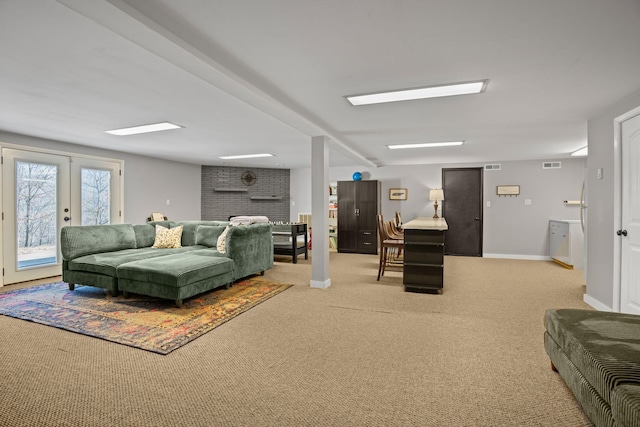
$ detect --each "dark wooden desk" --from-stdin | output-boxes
[402,218,448,294]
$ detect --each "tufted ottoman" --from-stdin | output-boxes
[117,253,234,307]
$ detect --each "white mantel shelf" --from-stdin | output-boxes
[403,217,448,231]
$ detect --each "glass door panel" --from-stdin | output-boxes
[2,149,70,284]
[81,168,111,225]
[15,160,58,268]
[71,158,121,226]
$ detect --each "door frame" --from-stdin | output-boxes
[613,105,640,312]
[0,142,125,287]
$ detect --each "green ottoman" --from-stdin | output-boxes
[544,309,640,427]
[117,253,234,307]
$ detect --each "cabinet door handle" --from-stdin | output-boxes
[363,232,371,235]
[617,229,628,236]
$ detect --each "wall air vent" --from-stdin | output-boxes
[484,164,502,171]
[542,161,562,169]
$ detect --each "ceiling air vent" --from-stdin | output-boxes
[542,161,562,169]
[484,164,501,171]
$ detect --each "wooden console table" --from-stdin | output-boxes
[272,223,308,264]
[402,217,448,293]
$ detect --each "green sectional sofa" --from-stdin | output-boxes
[61,220,273,306]
[544,308,640,427]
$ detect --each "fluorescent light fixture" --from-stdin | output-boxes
[387,141,464,150]
[219,153,274,160]
[105,122,182,136]
[571,146,588,157]
[346,80,487,106]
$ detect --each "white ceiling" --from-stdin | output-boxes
[1,0,639,169]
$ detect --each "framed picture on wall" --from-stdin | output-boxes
[389,188,408,200]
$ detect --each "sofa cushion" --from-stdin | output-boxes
[195,225,227,247]
[188,248,228,258]
[61,224,136,260]
[68,246,207,277]
[133,224,156,248]
[153,225,183,248]
[545,309,640,404]
[173,221,229,246]
[117,253,234,288]
[147,220,174,229]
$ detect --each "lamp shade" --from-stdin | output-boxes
[429,189,444,201]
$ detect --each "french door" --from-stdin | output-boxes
[2,148,122,285]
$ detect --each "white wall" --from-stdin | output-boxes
[0,131,201,223]
[586,89,640,310]
[291,158,586,258]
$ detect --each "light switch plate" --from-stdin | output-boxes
[525,199,532,205]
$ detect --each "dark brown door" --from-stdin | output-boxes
[442,168,483,256]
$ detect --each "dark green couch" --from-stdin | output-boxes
[544,309,640,427]
[61,220,273,306]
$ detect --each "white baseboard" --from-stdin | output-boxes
[483,253,552,261]
[310,279,331,289]
[583,294,612,312]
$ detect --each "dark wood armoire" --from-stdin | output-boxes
[337,180,381,254]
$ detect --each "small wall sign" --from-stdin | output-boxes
[497,185,520,197]
[389,188,408,200]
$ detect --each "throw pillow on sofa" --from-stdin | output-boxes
[217,225,232,254]
[194,225,227,247]
[152,225,183,248]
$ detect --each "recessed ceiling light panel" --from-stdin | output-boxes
[219,153,274,160]
[105,122,182,136]
[387,141,464,150]
[346,81,487,106]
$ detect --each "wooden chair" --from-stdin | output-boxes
[386,220,404,257]
[395,211,403,229]
[377,215,404,280]
[387,220,404,239]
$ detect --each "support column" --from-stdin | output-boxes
[310,136,331,288]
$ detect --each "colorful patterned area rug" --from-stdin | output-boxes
[0,278,292,354]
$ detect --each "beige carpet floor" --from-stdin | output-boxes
[0,252,593,426]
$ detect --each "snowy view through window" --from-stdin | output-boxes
[15,163,110,269]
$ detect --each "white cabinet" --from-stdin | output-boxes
[549,220,584,269]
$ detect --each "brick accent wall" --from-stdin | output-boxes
[201,166,290,221]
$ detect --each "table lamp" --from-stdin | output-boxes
[429,189,444,218]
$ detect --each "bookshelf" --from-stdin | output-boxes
[329,183,338,250]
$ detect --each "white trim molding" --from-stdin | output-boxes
[583,294,612,312]
[483,254,552,261]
